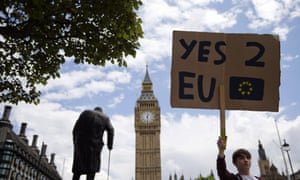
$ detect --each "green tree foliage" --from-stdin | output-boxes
[194,175,215,180]
[194,171,215,180]
[0,0,143,104]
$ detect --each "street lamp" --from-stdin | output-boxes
[282,139,295,180]
[275,120,290,180]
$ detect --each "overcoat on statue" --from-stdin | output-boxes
[72,109,114,174]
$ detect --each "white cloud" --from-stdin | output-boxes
[41,67,106,91]
[290,5,300,19]
[282,54,299,62]
[251,0,283,22]
[140,38,170,60]
[272,26,290,41]
[43,80,115,101]
[108,94,125,108]
[281,53,299,69]
[141,0,181,31]
[39,67,132,101]
[174,0,224,10]
[106,71,131,84]
[246,0,300,30]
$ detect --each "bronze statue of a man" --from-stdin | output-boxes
[72,107,114,180]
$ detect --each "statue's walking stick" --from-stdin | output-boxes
[107,150,111,180]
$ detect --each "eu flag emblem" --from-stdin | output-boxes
[229,77,264,100]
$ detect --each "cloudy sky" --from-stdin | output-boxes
[1,0,300,179]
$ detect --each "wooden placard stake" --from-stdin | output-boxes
[219,84,227,148]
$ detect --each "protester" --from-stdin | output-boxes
[217,137,262,180]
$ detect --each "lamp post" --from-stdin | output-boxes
[275,120,290,180]
[282,139,295,180]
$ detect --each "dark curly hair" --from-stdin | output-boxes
[232,148,251,164]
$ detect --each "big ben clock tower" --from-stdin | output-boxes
[135,66,161,180]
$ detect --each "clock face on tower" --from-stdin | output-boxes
[141,111,154,123]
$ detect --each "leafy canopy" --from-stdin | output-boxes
[0,0,143,104]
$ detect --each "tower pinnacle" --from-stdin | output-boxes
[143,64,152,84]
[258,140,267,160]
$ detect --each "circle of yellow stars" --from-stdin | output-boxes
[238,81,253,95]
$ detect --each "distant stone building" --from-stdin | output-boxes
[0,105,62,180]
[258,140,286,180]
[293,170,300,180]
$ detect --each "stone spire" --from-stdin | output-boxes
[142,64,153,93]
[139,65,157,101]
[143,64,152,84]
[258,140,267,160]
